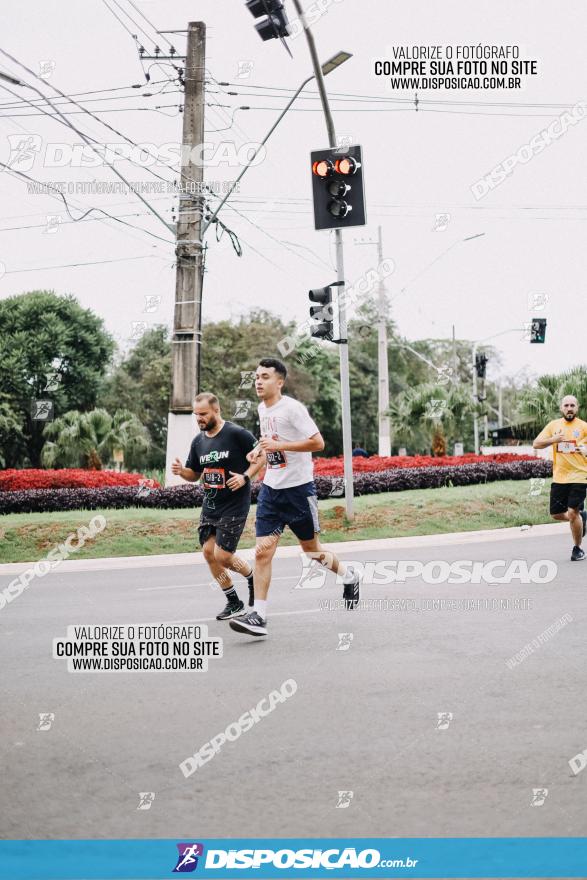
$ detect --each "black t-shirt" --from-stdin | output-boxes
[185,421,257,517]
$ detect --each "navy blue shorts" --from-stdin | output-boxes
[256,481,320,541]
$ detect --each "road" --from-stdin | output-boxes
[1,525,586,841]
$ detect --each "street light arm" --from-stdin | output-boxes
[201,73,315,234]
[388,342,444,374]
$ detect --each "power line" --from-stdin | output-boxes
[0,160,174,244]
[2,253,169,274]
[125,0,177,53]
[0,79,173,109]
[219,80,579,111]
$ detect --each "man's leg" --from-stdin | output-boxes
[202,536,245,619]
[213,544,255,607]
[567,507,583,547]
[298,534,360,609]
[253,532,281,601]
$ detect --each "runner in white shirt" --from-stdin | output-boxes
[229,357,360,638]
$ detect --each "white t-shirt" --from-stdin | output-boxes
[258,395,320,489]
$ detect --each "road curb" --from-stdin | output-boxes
[0,522,565,576]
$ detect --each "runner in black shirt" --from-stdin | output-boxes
[171,392,263,620]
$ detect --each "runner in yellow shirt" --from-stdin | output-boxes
[533,395,587,561]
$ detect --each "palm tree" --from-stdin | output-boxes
[388,383,481,454]
[518,367,587,428]
[42,408,149,469]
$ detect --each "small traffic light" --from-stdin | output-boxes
[475,353,488,379]
[310,145,366,230]
[309,285,334,340]
[245,0,289,40]
[530,318,547,343]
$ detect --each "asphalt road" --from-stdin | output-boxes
[1,526,586,842]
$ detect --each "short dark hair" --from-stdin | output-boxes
[258,357,287,380]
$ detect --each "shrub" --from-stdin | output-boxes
[0,459,552,514]
[0,469,161,491]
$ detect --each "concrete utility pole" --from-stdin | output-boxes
[376,225,391,456]
[355,227,390,456]
[165,21,206,486]
[291,0,355,520]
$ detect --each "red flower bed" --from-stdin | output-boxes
[313,453,536,477]
[0,469,161,492]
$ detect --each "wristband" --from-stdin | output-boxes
[243,474,250,484]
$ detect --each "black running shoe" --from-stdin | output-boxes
[216,599,245,620]
[247,573,255,607]
[229,611,267,636]
[581,510,587,537]
[571,545,586,562]
[343,573,360,610]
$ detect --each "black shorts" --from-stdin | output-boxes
[549,483,587,515]
[198,511,248,554]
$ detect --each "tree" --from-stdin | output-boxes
[42,409,149,469]
[0,291,114,466]
[388,383,481,454]
[0,397,26,468]
[98,326,171,469]
[200,310,343,454]
[518,367,587,430]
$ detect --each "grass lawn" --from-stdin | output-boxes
[0,479,554,564]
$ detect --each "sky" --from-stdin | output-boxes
[0,0,586,387]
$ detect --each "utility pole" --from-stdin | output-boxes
[165,21,206,486]
[472,342,480,455]
[451,325,458,383]
[356,227,390,456]
[376,225,391,456]
[291,0,355,519]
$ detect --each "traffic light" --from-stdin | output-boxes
[310,145,366,230]
[475,353,488,379]
[245,0,289,40]
[309,285,334,340]
[530,318,547,343]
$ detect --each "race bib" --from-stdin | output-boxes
[558,441,577,453]
[266,449,287,469]
[203,467,226,488]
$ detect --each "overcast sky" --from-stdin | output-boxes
[1,0,585,385]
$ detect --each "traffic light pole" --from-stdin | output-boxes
[291,0,355,520]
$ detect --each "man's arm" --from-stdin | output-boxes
[171,457,201,482]
[259,432,325,454]
[533,424,562,450]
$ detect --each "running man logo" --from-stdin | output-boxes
[31,400,54,422]
[294,554,329,590]
[236,60,254,79]
[530,788,548,806]
[137,792,155,810]
[529,478,545,496]
[233,399,254,419]
[239,371,256,390]
[528,292,549,311]
[329,477,345,497]
[433,212,451,231]
[3,134,42,172]
[436,712,453,730]
[143,295,161,313]
[37,712,55,731]
[337,633,354,651]
[426,398,448,420]
[336,790,354,809]
[173,843,204,873]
